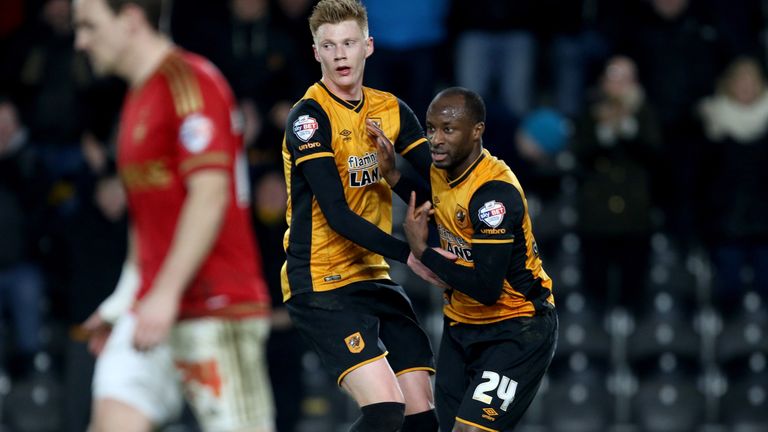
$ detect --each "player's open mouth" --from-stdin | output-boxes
[336,66,351,76]
[431,152,447,162]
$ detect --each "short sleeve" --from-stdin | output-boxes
[176,75,236,178]
[469,181,523,244]
[285,99,333,166]
[394,98,427,156]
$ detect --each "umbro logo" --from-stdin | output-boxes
[340,129,352,142]
[481,408,498,422]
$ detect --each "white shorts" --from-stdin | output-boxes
[170,316,275,432]
[92,314,183,425]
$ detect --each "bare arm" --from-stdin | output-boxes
[132,170,229,350]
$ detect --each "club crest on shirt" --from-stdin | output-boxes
[478,200,506,228]
[293,115,318,142]
[180,113,213,153]
[455,205,469,229]
[344,332,365,353]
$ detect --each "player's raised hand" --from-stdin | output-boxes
[365,119,400,186]
[404,191,432,258]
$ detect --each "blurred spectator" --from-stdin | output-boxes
[697,57,768,314]
[504,108,571,262]
[573,56,662,313]
[3,0,91,152]
[449,0,537,119]
[216,0,309,164]
[251,168,307,432]
[0,97,46,379]
[534,0,595,118]
[620,0,726,250]
[57,167,127,432]
[364,0,449,117]
[271,0,317,90]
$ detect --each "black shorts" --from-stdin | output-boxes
[285,279,435,385]
[435,308,558,432]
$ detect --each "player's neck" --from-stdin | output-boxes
[320,77,362,102]
[122,33,173,88]
[447,145,483,182]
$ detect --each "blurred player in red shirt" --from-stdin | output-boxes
[73,0,274,431]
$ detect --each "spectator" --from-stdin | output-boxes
[364,0,449,117]
[3,0,93,177]
[0,97,46,380]
[573,56,662,313]
[218,0,309,164]
[697,56,768,314]
[448,0,537,119]
[620,0,726,250]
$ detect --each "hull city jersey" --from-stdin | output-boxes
[117,49,269,319]
[431,149,554,324]
[281,82,427,301]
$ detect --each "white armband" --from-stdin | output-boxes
[97,262,139,324]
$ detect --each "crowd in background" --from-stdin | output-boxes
[0,0,767,430]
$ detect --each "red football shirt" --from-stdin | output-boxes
[117,49,269,319]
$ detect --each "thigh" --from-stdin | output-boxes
[286,290,387,385]
[92,314,183,425]
[455,313,557,431]
[341,356,404,407]
[376,287,435,377]
[171,317,275,432]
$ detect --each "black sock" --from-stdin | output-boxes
[349,401,405,432]
[401,408,439,432]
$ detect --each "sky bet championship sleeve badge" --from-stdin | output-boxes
[293,115,319,142]
[479,200,506,228]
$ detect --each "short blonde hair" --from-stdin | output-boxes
[309,0,368,40]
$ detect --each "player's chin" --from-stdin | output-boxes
[431,153,450,167]
[431,158,451,169]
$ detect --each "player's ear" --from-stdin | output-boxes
[473,122,485,140]
[365,36,374,59]
[312,44,320,62]
[119,3,147,33]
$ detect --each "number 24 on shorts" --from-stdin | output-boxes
[472,371,518,411]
